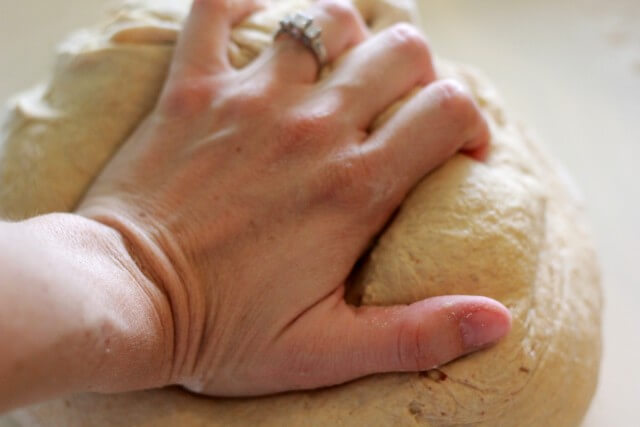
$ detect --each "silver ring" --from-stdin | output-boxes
[274,12,328,68]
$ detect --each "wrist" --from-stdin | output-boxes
[7,214,174,400]
[77,198,210,389]
[72,214,175,393]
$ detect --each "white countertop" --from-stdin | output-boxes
[1,0,638,425]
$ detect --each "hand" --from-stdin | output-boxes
[78,0,510,396]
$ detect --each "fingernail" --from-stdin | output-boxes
[459,309,510,352]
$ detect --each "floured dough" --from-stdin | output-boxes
[1,0,602,426]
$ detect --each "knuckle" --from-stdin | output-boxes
[387,23,432,64]
[226,83,274,116]
[432,79,479,125]
[158,80,214,117]
[319,0,362,30]
[397,317,433,371]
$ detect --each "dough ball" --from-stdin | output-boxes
[2,0,601,426]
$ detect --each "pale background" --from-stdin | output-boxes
[1,0,638,425]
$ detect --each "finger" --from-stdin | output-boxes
[316,23,436,130]
[362,79,490,206]
[261,0,369,84]
[280,292,511,389]
[171,0,264,79]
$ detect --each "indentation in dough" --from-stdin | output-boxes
[348,155,546,307]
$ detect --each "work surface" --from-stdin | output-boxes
[1,0,638,425]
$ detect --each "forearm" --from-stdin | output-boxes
[0,214,172,412]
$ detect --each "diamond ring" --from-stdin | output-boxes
[274,12,328,68]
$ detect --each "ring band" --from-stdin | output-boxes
[274,12,328,68]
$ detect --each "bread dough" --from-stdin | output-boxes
[1,0,602,425]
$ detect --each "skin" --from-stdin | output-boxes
[0,0,511,413]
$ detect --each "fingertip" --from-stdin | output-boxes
[461,111,491,161]
[377,295,511,372]
[446,295,512,352]
[463,141,490,162]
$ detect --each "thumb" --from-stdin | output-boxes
[281,293,511,389]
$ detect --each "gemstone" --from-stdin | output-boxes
[279,17,291,30]
[293,13,310,29]
[304,25,321,39]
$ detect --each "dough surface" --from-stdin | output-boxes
[1,0,602,425]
